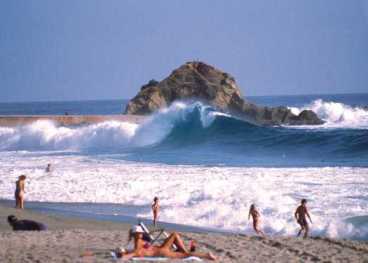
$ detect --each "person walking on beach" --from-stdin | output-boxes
[15,175,26,209]
[248,204,265,236]
[295,199,312,238]
[151,197,160,227]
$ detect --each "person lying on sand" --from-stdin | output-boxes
[116,225,216,260]
[248,204,265,236]
[7,215,47,231]
[295,199,312,238]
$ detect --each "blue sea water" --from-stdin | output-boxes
[0,93,367,240]
[0,93,367,167]
[0,93,366,116]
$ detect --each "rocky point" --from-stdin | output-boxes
[125,62,323,125]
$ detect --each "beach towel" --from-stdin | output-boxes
[110,251,202,261]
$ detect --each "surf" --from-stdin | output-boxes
[0,101,367,167]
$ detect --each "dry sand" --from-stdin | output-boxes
[0,205,367,262]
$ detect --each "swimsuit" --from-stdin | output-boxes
[298,218,308,226]
[14,181,21,198]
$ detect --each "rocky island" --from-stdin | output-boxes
[125,61,323,125]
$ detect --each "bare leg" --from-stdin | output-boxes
[303,224,309,238]
[15,196,19,208]
[297,225,304,237]
[160,232,189,253]
[256,229,266,236]
[160,250,216,261]
[153,212,157,227]
[189,251,216,260]
[254,221,265,236]
[20,195,24,209]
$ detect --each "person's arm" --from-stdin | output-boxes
[306,209,312,223]
[294,208,299,221]
[248,209,251,220]
[255,209,260,217]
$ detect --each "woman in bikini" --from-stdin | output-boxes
[117,225,216,260]
[15,175,26,209]
[151,197,159,227]
[248,204,265,236]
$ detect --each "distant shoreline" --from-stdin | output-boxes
[0,114,147,127]
[1,92,367,104]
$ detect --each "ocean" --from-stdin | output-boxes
[0,93,367,240]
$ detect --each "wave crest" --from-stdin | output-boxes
[289,99,368,128]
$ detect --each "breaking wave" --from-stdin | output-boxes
[0,101,367,166]
[289,99,368,128]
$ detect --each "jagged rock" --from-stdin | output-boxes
[125,61,324,125]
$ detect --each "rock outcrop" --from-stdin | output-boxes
[125,62,323,125]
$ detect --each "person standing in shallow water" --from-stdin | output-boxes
[15,175,26,209]
[151,197,160,227]
[248,204,265,236]
[295,199,312,238]
[45,163,52,173]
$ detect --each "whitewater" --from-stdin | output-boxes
[0,98,367,240]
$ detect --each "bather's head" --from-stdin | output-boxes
[128,225,144,242]
[19,175,26,181]
[301,199,307,205]
[7,215,18,226]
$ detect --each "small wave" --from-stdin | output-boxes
[289,99,368,129]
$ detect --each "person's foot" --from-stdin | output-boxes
[207,252,216,261]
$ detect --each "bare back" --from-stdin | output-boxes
[296,205,307,221]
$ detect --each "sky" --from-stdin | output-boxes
[0,0,367,102]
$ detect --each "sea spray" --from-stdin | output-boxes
[0,154,367,240]
[289,99,368,128]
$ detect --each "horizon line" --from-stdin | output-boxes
[0,91,367,104]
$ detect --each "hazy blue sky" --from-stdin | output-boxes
[1,1,367,102]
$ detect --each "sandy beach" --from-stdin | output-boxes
[0,204,367,262]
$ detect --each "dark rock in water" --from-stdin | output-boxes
[125,61,324,125]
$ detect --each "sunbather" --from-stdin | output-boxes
[117,225,216,260]
[7,215,47,231]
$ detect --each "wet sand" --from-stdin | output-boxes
[0,204,367,262]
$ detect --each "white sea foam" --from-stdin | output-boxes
[0,101,367,239]
[0,152,367,240]
[289,99,368,129]
[0,102,222,151]
[0,120,139,151]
